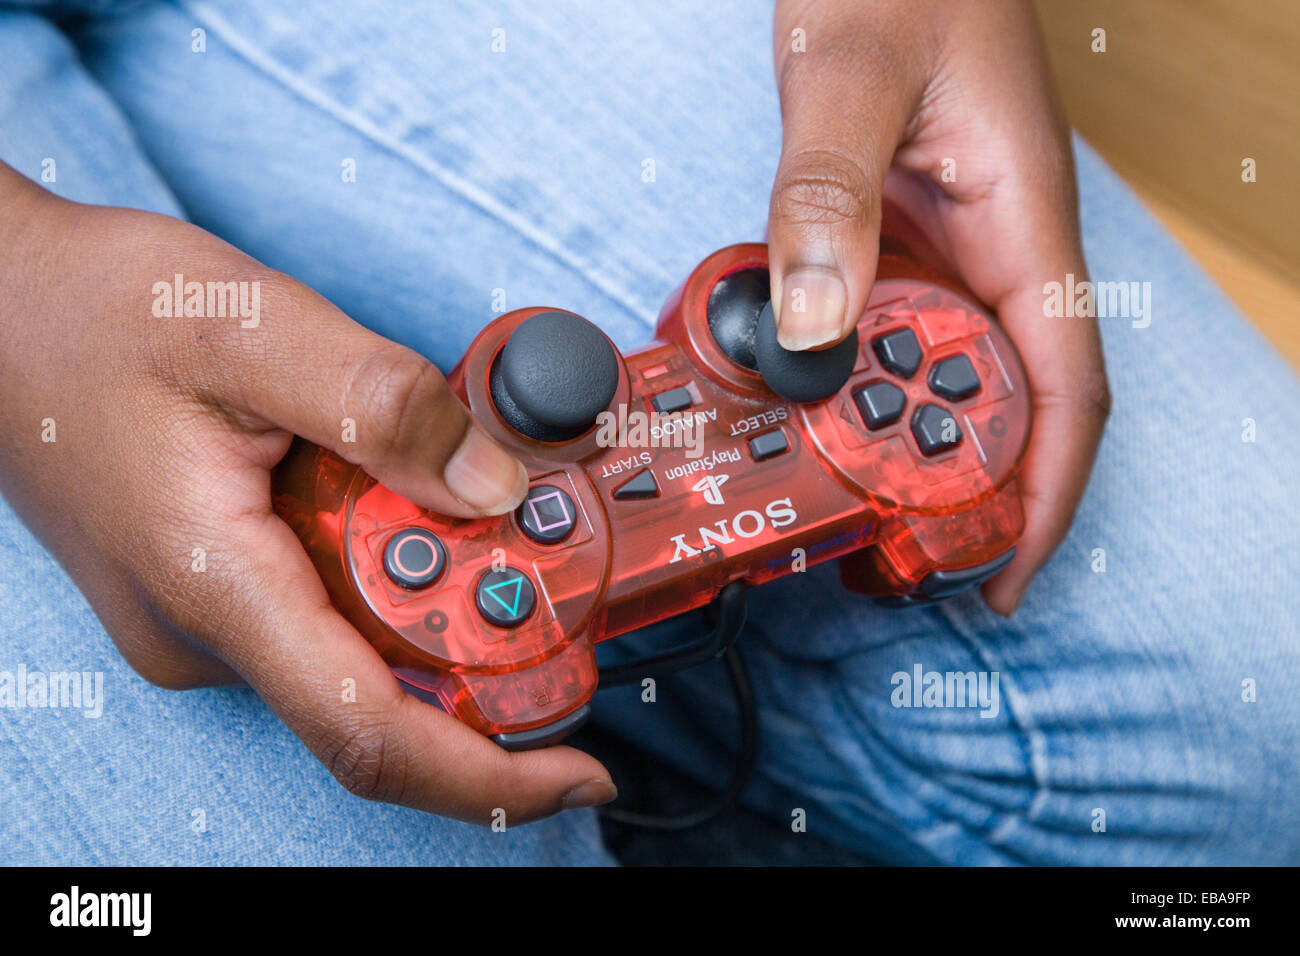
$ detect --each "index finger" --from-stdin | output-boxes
[210,510,616,824]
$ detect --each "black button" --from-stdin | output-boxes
[911,403,962,456]
[651,386,692,414]
[920,548,1016,599]
[853,381,906,430]
[928,354,981,402]
[747,429,789,461]
[873,328,923,378]
[516,484,576,544]
[382,528,447,590]
[612,468,659,500]
[475,567,536,627]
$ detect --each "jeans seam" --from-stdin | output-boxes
[934,597,1052,845]
[746,621,1009,863]
[174,0,659,327]
[736,665,951,863]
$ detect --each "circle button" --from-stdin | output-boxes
[475,567,537,628]
[516,485,577,544]
[382,528,447,590]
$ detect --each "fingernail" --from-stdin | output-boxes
[444,427,529,515]
[562,779,618,810]
[777,268,847,350]
[1004,582,1030,617]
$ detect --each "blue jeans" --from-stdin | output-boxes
[1,0,1297,865]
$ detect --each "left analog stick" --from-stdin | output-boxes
[490,311,620,442]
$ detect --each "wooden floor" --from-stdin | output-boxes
[1034,0,1300,369]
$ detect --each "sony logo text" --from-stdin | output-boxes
[668,498,797,563]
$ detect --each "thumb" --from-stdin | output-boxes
[203,273,528,519]
[767,11,923,350]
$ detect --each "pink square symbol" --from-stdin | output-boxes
[527,490,571,533]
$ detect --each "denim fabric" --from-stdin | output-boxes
[1,0,1297,865]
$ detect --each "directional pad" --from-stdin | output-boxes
[475,567,537,627]
[928,354,981,402]
[911,403,962,456]
[872,328,923,378]
[853,381,906,430]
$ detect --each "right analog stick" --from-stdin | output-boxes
[490,311,620,442]
[754,301,859,403]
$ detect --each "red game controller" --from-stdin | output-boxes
[272,207,1030,748]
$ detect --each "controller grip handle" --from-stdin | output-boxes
[449,631,599,750]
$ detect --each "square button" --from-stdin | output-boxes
[517,485,577,543]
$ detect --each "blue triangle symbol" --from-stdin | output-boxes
[484,576,523,615]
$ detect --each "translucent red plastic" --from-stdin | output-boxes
[272,217,1030,739]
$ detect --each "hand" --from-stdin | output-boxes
[767,0,1110,614]
[0,165,616,823]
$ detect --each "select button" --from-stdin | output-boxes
[747,429,789,461]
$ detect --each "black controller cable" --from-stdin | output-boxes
[595,582,760,830]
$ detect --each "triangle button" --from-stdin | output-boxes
[475,568,537,627]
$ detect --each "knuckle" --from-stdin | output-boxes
[1073,373,1113,423]
[125,516,272,667]
[772,150,875,230]
[129,657,209,691]
[1042,373,1112,427]
[322,715,408,804]
[111,618,215,691]
[343,349,453,463]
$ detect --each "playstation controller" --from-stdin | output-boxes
[272,208,1031,748]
